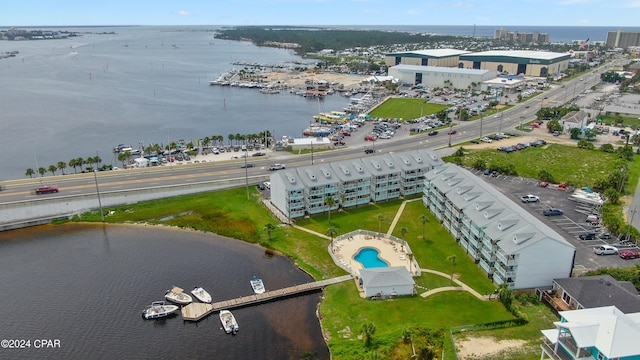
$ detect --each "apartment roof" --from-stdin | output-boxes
[554,276,640,314]
[460,50,571,65]
[425,163,574,255]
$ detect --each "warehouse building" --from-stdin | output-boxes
[458,50,571,77]
[388,64,498,89]
[384,49,471,68]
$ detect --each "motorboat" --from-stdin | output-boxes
[164,286,193,305]
[219,310,239,334]
[250,276,265,294]
[191,286,212,303]
[141,301,179,320]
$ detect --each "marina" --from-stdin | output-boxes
[182,275,353,321]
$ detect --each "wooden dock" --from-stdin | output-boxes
[181,275,353,321]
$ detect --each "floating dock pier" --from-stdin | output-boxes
[181,275,353,321]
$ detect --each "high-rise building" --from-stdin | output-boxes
[606,30,640,49]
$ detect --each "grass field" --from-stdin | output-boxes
[445,143,632,188]
[368,98,449,120]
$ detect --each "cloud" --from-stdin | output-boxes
[178,10,192,16]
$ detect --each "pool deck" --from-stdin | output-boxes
[330,233,418,277]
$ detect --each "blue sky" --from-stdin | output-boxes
[0,0,636,27]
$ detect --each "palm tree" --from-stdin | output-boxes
[325,196,336,221]
[376,214,385,238]
[85,157,95,171]
[25,168,35,178]
[47,164,57,176]
[360,322,376,347]
[498,283,514,310]
[263,223,276,241]
[38,167,46,177]
[400,227,408,243]
[407,253,415,275]
[117,153,127,167]
[228,134,234,146]
[94,155,102,169]
[56,161,67,175]
[325,227,338,244]
[447,255,457,284]
[419,215,429,240]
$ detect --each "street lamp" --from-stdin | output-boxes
[448,123,453,147]
[479,111,484,139]
[310,138,314,165]
[93,170,105,222]
[499,111,504,134]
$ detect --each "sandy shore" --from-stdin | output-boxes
[263,70,369,88]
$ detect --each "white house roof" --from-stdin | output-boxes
[360,266,414,288]
[551,306,640,358]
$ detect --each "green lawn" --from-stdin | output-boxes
[446,143,629,188]
[368,98,449,120]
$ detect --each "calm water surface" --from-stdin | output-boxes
[0,223,329,359]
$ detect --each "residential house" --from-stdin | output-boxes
[541,306,640,360]
[544,275,640,314]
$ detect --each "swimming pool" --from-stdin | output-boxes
[354,247,389,268]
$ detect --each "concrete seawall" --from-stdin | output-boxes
[0,176,268,231]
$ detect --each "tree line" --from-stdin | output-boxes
[26,130,273,177]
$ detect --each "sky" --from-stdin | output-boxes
[0,0,637,27]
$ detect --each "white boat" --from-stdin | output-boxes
[164,286,193,305]
[141,301,179,319]
[250,276,265,294]
[219,310,239,334]
[191,286,212,303]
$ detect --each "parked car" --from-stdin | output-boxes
[269,164,285,171]
[543,208,563,216]
[593,245,618,255]
[262,181,271,190]
[240,163,254,168]
[334,141,346,146]
[364,135,377,141]
[579,230,597,240]
[480,137,492,143]
[428,131,438,136]
[520,194,539,203]
[34,186,59,195]
[598,232,612,240]
[619,248,640,259]
[257,183,265,190]
[251,152,266,157]
[470,139,480,144]
[364,149,375,154]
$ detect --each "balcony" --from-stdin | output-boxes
[540,339,572,360]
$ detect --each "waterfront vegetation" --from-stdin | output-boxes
[76,187,537,359]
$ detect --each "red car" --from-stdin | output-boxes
[334,141,345,146]
[447,130,457,135]
[364,135,377,141]
[34,186,59,195]
[342,131,351,136]
[619,249,640,259]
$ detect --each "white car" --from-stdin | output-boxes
[520,194,539,203]
[594,245,618,255]
[480,137,493,143]
[262,181,271,190]
[269,164,285,171]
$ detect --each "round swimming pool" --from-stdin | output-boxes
[354,247,389,268]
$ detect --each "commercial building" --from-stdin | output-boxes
[384,49,471,68]
[606,30,640,49]
[269,149,443,219]
[458,50,571,77]
[388,65,497,88]
[422,163,575,290]
[541,306,640,360]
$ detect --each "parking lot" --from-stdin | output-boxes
[470,169,640,274]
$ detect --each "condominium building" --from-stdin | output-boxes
[606,30,640,49]
[541,306,640,360]
[269,149,443,219]
[422,163,575,289]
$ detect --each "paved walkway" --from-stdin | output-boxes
[287,199,491,302]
